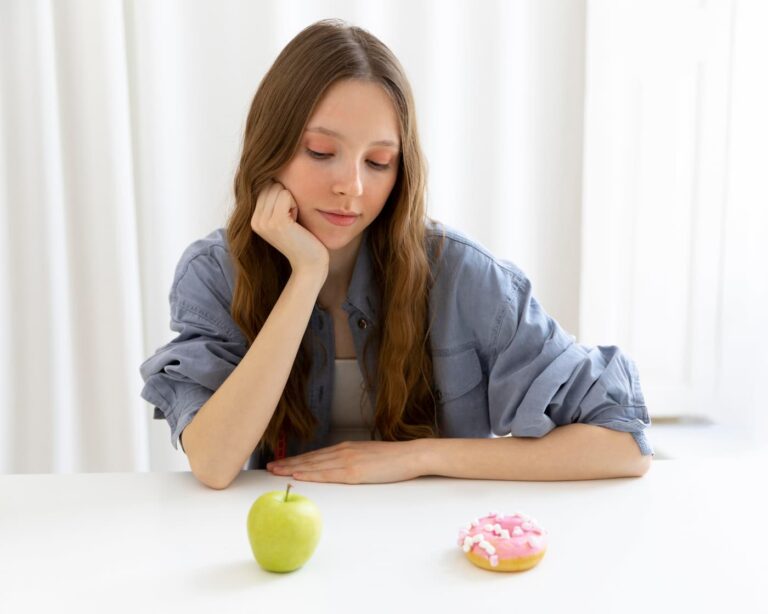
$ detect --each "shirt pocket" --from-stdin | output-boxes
[432,347,490,436]
[433,347,484,402]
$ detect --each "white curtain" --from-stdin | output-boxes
[1,0,763,474]
[0,0,148,472]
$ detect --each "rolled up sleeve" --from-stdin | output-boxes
[139,247,247,452]
[487,274,653,456]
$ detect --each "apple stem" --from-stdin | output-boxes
[284,482,293,502]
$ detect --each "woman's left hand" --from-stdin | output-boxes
[266,440,425,484]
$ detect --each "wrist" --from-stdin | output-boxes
[407,437,437,477]
[289,267,327,291]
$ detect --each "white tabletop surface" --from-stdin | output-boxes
[2,454,768,613]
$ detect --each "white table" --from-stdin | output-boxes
[2,455,767,613]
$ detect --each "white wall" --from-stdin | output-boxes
[581,0,768,440]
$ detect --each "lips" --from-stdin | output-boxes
[319,210,359,227]
[321,210,359,217]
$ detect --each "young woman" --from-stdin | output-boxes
[140,19,653,489]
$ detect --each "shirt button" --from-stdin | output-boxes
[436,389,443,401]
[357,318,368,329]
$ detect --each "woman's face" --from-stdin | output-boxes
[274,79,401,252]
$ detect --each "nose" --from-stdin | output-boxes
[332,161,363,198]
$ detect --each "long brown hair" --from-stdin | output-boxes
[227,18,446,457]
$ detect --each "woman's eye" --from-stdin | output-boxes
[367,161,390,170]
[306,148,391,171]
[306,148,331,159]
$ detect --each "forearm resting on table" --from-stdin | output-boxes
[413,424,652,481]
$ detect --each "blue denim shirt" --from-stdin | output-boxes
[139,221,653,470]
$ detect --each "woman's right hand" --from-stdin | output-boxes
[251,180,330,277]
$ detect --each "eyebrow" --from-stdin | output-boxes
[305,126,400,150]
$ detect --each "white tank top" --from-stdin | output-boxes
[326,358,381,445]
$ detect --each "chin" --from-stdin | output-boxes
[302,218,360,244]
[317,231,361,252]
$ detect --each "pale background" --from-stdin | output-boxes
[1,0,765,473]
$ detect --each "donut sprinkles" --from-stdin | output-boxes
[458,510,547,572]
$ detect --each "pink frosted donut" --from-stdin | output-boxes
[457,510,548,572]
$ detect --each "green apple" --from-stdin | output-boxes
[247,483,323,572]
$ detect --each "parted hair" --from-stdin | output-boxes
[227,18,446,458]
